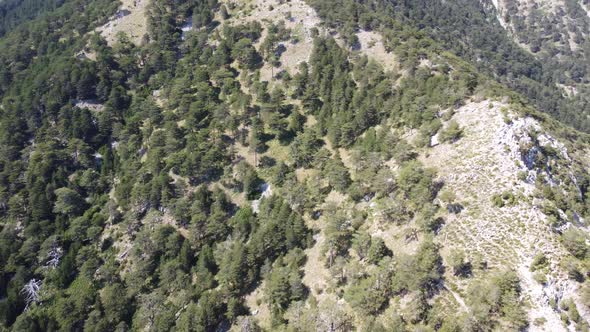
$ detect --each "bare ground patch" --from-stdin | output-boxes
[421,100,576,329]
[97,0,149,46]
[224,0,320,82]
[355,30,397,72]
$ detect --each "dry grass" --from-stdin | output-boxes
[223,0,321,82]
[420,100,576,329]
[295,167,317,182]
[244,283,271,330]
[264,139,291,163]
[233,142,258,166]
[301,230,332,299]
[97,0,149,46]
[355,30,397,72]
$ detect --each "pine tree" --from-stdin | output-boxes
[325,153,351,192]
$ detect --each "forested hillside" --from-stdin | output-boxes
[0,0,67,37]
[311,0,590,132]
[0,0,590,331]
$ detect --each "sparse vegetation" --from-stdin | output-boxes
[530,252,548,272]
[562,228,588,260]
[492,191,517,208]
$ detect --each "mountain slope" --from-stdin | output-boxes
[310,0,590,132]
[0,0,590,331]
[424,100,581,330]
[0,0,66,37]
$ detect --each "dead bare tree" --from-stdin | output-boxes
[21,279,42,310]
[45,241,62,269]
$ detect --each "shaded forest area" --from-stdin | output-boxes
[309,0,590,132]
[0,0,67,37]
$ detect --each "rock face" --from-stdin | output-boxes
[180,17,193,40]
[251,183,272,213]
[446,203,464,214]
[73,99,104,113]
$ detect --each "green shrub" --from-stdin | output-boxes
[533,271,547,285]
[447,250,471,277]
[367,237,391,264]
[562,228,588,259]
[530,253,548,271]
[439,120,463,143]
[492,191,517,208]
[492,194,505,207]
[439,190,457,203]
[533,317,546,327]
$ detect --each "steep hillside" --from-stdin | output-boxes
[424,100,585,330]
[484,0,590,97]
[0,0,66,37]
[309,0,590,133]
[1,0,590,331]
[487,0,589,57]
